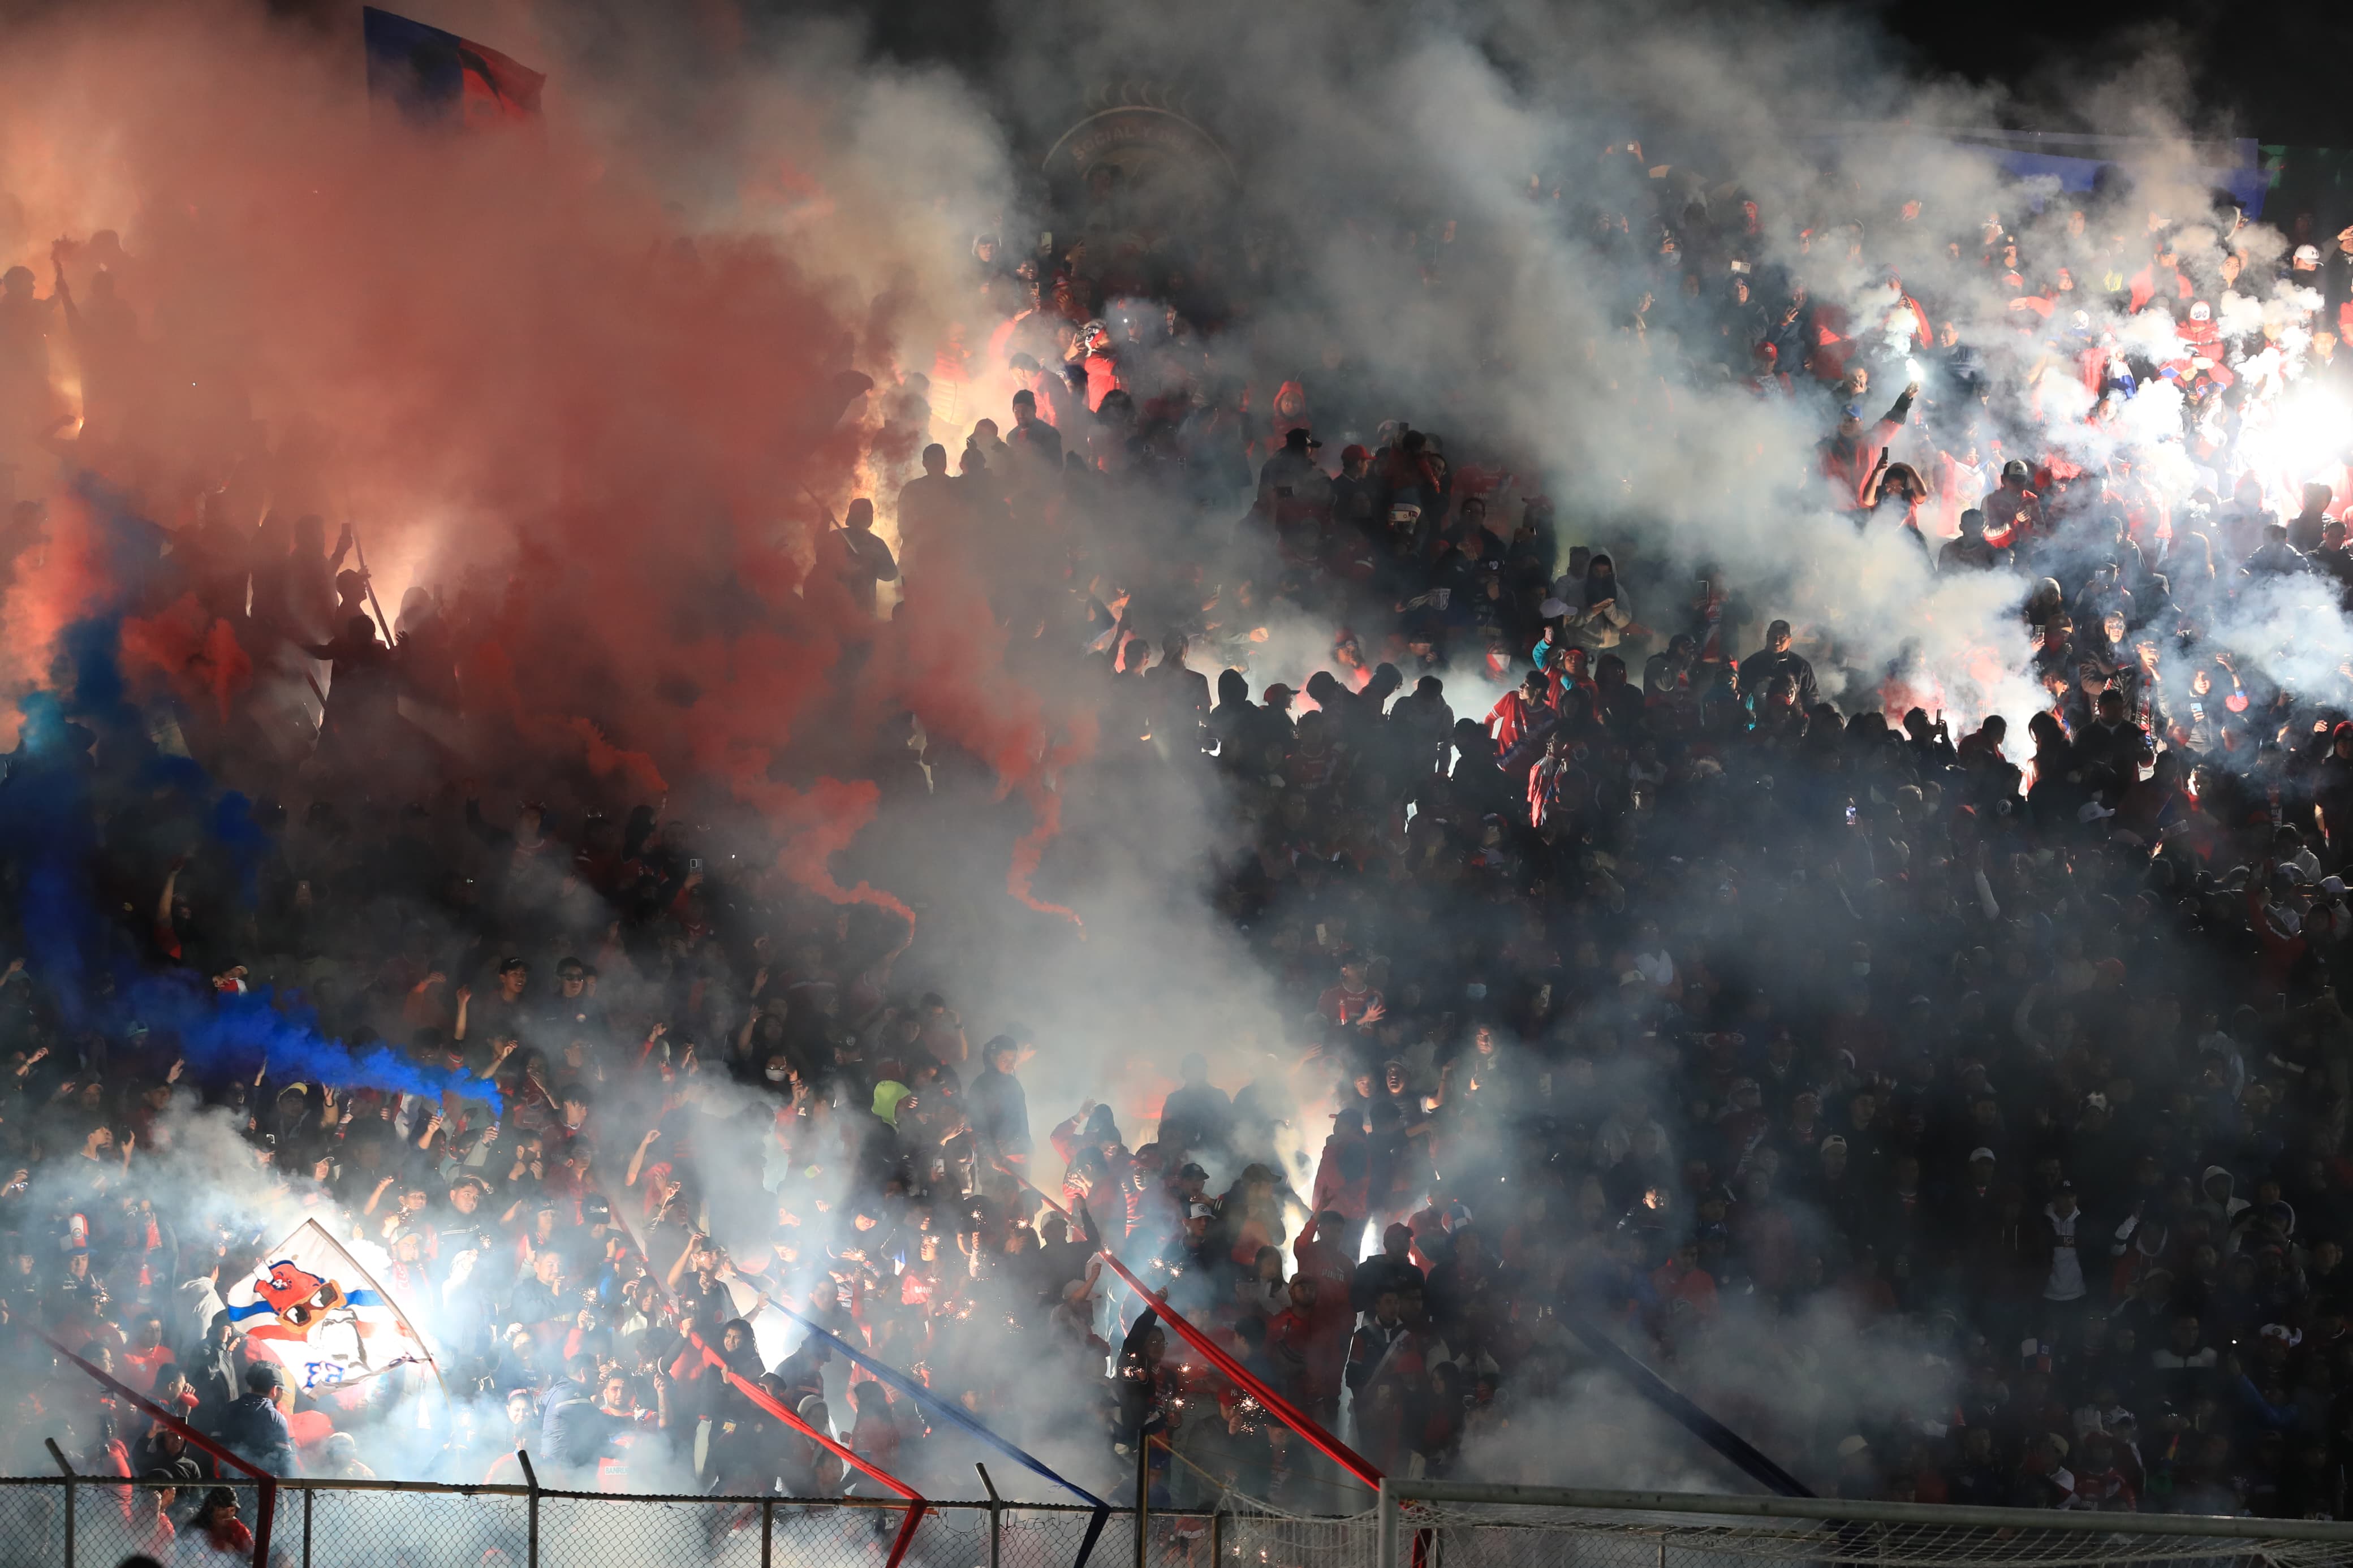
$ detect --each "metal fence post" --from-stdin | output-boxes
[1374,1476,1398,1568]
[1209,1508,1222,1565]
[515,1449,540,1568]
[45,1439,74,1568]
[1134,1440,1150,1568]
[304,1486,315,1568]
[760,1497,774,1568]
[975,1463,1003,1568]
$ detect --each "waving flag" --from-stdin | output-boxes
[225,1219,436,1394]
[363,7,545,129]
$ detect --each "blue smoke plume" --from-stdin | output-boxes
[124,974,499,1109]
[6,477,499,1111]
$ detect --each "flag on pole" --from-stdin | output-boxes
[363,7,545,128]
[224,1219,437,1394]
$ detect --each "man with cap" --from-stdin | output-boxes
[2074,688,2154,805]
[1150,1194,1224,1315]
[1249,681,1298,752]
[967,1034,1032,1181]
[1257,426,1328,525]
[184,1307,245,1432]
[1006,386,1062,473]
[540,1352,622,1483]
[214,1363,300,1476]
[1485,669,1555,755]
[1738,621,1820,716]
[1945,1143,2005,1264]
[2285,243,2325,300]
[1350,1222,1425,1315]
[1332,442,1382,537]
[1981,459,2041,549]
[2036,1181,2092,1340]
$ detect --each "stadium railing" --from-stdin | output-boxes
[0,1462,1375,1568]
[1374,1480,2353,1568]
[17,1463,2344,1568]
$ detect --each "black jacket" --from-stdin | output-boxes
[214,1392,300,1476]
[1737,648,1819,714]
[540,1376,619,1470]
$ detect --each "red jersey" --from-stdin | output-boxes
[1485,689,1549,752]
[1317,983,1381,1026]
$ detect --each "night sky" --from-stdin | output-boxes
[1874,0,2352,148]
[769,0,2353,149]
[252,0,2352,152]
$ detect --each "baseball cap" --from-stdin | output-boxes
[1970,1147,1997,1162]
[1341,443,1369,463]
[1187,1202,1216,1220]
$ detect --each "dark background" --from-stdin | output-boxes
[243,0,2353,145]
[1876,0,2350,148]
[245,0,2352,182]
[750,0,2352,147]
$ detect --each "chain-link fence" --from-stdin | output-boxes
[54,1467,2344,1568]
[1374,1483,2353,1568]
[0,1470,1378,1568]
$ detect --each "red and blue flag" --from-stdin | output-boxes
[363,7,544,128]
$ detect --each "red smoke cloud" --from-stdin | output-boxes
[120,594,253,723]
[0,1,1086,928]
[768,775,916,936]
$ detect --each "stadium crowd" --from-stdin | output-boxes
[10,136,2353,1540]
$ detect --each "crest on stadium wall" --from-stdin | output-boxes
[1042,84,1240,245]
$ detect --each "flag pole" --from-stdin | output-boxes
[292,1217,455,1410]
[1017,1177,1383,1494]
[592,1186,929,1567]
[38,1330,280,1568]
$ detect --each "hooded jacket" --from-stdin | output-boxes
[214,1391,300,1476]
[1113,1308,1166,1445]
[541,1374,620,1470]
